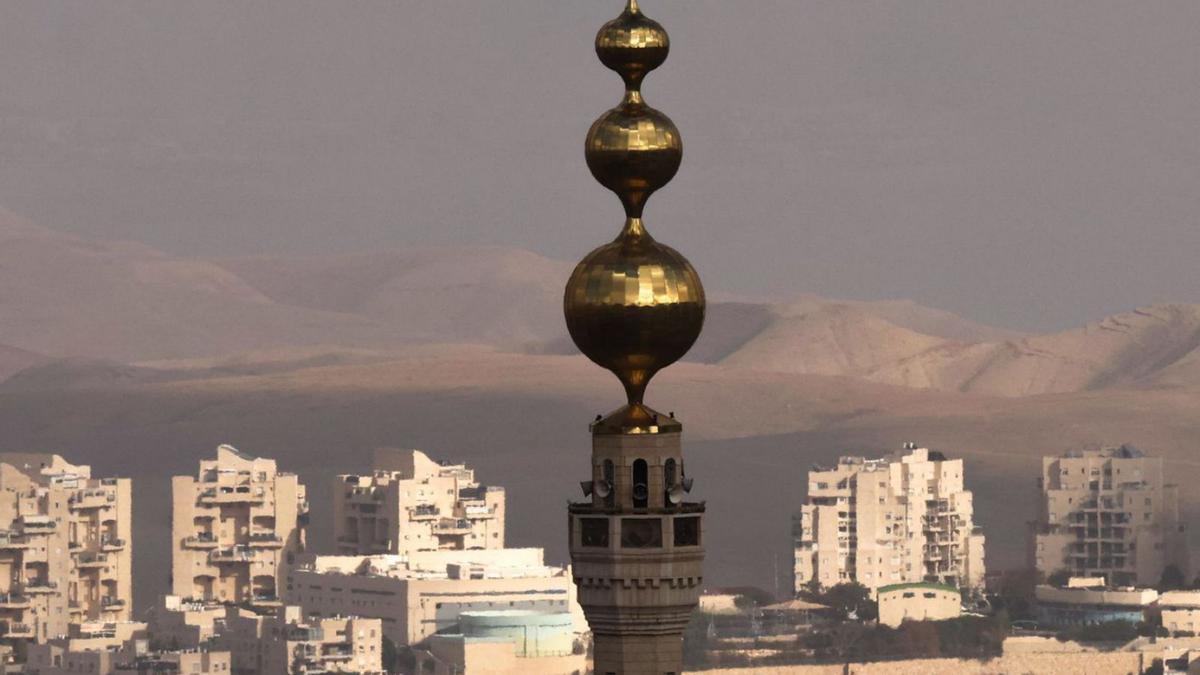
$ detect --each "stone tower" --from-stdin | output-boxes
[565,2,706,673]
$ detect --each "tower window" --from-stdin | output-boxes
[674,516,700,547]
[620,518,662,548]
[632,459,648,508]
[580,518,608,548]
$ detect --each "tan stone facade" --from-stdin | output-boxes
[333,449,504,556]
[0,454,132,647]
[145,595,226,649]
[793,445,985,594]
[1032,445,1187,587]
[567,427,706,675]
[215,605,383,674]
[286,548,581,647]
[171,445,307,610]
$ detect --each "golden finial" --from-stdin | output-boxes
[565,1,704,433]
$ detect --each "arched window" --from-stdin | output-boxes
[664,458,678,505]
[632,459,648,508]
[603,460,615,506]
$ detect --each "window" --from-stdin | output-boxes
[581,518,608,548]
[621,518,662,548]
[674,516,700,547]
[632,459,648,508]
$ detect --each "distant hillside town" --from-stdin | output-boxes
[0,441,1188,672]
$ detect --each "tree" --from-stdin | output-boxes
[1046,568,1073,587]
[813,582,877,622]
[1159,564,1186,591]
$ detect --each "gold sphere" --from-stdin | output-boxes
[585,101,681,219]
[595,0,669,92]
[564,219,705,408]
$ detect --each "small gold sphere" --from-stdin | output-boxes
[564,219,705,407]
[595,1,669,92]
[585,101,681,218]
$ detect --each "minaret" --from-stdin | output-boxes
[565,2,705,673]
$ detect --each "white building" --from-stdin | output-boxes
[793,444,985,593]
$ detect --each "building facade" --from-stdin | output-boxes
[416,610,585,675]
[333,449,504,556]
[216,605,382,675]
[0,454,132,647]
[171,445,307,609]
[1031,445,1187,587]
[1033,583,1156,627]
[286,548,581,648]
[793,445,986,594]
[877,582,962,628]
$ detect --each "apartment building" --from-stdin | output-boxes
[145,595,226,650]
[333,449,504,556]
[793,444,985,594]
[25,636,229,675]
[171,445,307,610]
[1031,445,1187,587]
[287,548,583,647]
[216,606,382,675]
[0,454,132,647]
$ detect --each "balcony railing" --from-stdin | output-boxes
[183,533,219,549]
[209,547,256,563]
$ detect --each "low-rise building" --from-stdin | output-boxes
[334,449,505,556]
[1034,583,1157,627]
[287,548,582,647]
[416,610,584,675]
[877,582,962,627]
[215,605,382,675]
[145,596,226,650]
[23,638,229,675]
[1159,591,1200,636]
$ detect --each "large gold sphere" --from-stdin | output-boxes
[586,102,681,219]
[595,0,669,92]
[564,219,705,408]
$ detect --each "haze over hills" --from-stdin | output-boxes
[7,205,1200,399]
[4,207,1200,603]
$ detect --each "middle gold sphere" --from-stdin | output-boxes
[585,104,681,218]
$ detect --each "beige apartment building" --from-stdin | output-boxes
[793,444,985,594]
[1031,445,1187,587]
[145,595,227,649]
[0,454,132,647]
[287,548,582,647]
[216,605,382,675]
[334,449,504,556]
[171,445,307,610]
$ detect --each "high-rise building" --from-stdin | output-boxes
[171,445,307,609]
[1031,445,1187,586]
[793,445,985,594]
[0,453,132,647]
[333,449,504,556]
[563,2,708,673]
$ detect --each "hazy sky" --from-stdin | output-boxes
[0,1,1198,332]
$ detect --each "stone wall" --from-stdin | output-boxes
[698,652,1148,675]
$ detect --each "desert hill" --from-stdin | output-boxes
[2,345,1200,606]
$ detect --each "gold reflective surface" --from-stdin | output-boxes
[595,0,669,93]
[567,0,705,431]
[586,98,681,219]
[564,219,704,410]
